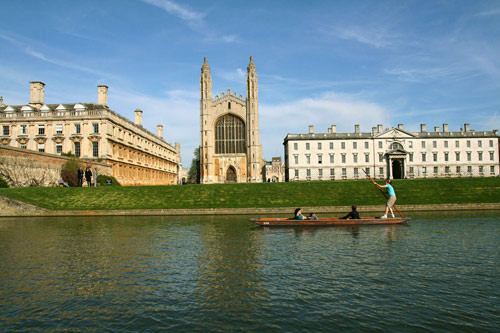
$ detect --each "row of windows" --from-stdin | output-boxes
[293,151,496,165]
[293,165,496,178]
[292,139,497,151]
[2,123,98,136]
[21,141,98,157]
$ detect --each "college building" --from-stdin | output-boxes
[0,81,181,186]
[199,57,264,183]
[284,123,500,181]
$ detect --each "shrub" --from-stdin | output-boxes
[60,158,81,187]
[97,175,121,186]
[0,174,8,188]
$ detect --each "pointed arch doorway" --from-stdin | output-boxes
[226,166,237,183]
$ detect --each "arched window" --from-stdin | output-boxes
[391,142,403,150]
[215,114,246,154]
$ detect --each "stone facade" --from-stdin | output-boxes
[263,157,284,182]
[0,82,181,186]
[284,123,500,181]
[199,57,263,183]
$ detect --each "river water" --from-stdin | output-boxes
[0,212,498,332]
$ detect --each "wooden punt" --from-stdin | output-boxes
[249,217,409,227]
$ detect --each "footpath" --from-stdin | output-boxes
[1,196,499,217]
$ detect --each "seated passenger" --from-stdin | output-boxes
[309,213,319,220]
[341,205,360,219]
[294,208,305,220]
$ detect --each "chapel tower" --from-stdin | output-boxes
[199,56,263,183]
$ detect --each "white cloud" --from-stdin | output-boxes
[141,0,204,27]
[325,25,398,48]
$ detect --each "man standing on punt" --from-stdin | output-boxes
[376,179,396,218]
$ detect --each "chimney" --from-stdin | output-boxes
[29,81,45,108]
[327,128,332,133]
[377,124,383,133]
[434,126,440,132]
[372,127,377,134]
[398,124,403,130]
[420,124,426,132]
[134,109,143,126]
[157,125,163,138]
[331,125,336,133]
[308,125,314,134]
[98,85,108,106]
[464,123,470,132]
[354,124,360,133]
[443,123,448,132]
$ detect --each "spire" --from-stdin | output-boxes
[0,96,4,106]
[201,56,210,73]
[247,55,256,72]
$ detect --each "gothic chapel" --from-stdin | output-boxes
[199,56,263,183]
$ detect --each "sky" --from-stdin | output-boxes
[1,0,499,167]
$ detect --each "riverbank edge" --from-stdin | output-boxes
[1,195,500,217]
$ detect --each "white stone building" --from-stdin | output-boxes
[0,82,181,186]
[284,123,500,181]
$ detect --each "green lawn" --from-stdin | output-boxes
[1,177,499,211]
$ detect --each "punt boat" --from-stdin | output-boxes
[249,217,409,227]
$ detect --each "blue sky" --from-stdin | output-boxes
[1,0,499,167]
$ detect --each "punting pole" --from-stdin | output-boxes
[362,169,404,217]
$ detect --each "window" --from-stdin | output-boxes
[410,166,414,174]
[319,169,323,177]
[2,125,9,136]
[379,153,384,162]
[56,124,63,134]
[330,168,335,176]
[478,152,482,161]
[92,141,99,157]
[294,143,298,150]
[92,123,99,134]
[342,168,346,177]
[20,143,27,149]
[455,140,460,148]
[353,142,357,149]
[422,166,427,174]
[456,166,461,173]
[467,166,472,173]
[444,153,449,162]
[38,143,45,152]
[294,169,299,177]
[434,166,438,174]
[391,142,403,150]
[378,141,383,149]
[341,142,346,149]
[341,154,346,163]
[306,169,311,177]
[409,141,413,148]
[365,141,369,149]
[422,153,426,162]
[306,143,310,150]
[409,153,413,162]
[490,152,495,161]
[318,142,322,150]
[20,125,27,135]
[353,154,358,163]
[329,154,334,163]
[433,153,437,162]
[478,140,482,148]
[433,141,437,148]
[456,152,460,161]
[490,140,494,148]
[445,166,450,174]
[365,167,370,175]
[354,168,359,177]
[467,152,472,161]
[329,142,333,150]
[56,143,63,155]
[379,167,384,175]
[422,141,426,148]
[318,155,322,164]
[491,166,495,173]
[306,155,311,164]
[294,155,298,164]
[215,115,245,154]
[365,154,369,163]
[38,125,45,135]
[444,141,448,148]
[74,142,81,157]
[479,166,483,173]
[467,140,471,148]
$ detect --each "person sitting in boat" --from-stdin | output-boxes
[309,213,319,220]
[341,205,360,219]
[294,208,306,220]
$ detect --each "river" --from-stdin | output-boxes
[0,211,498,332]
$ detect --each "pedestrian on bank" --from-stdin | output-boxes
[85,166,92,187]
[376,179,396,218]
[77,167,84,187]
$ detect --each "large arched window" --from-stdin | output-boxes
[215,114,246,154]
[391,142,404,150]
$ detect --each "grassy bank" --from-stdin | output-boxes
[0,178,499,211]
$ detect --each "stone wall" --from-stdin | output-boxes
[0,146,111,187]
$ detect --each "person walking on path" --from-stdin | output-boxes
[376,179,396,218]
[77,167,84,187]
[85,166,92,187]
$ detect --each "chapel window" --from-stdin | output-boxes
[215,114,246,154]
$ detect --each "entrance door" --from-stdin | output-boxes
[226,166,237,182]
[391,159,404,179]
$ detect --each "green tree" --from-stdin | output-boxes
[60,158,80,187]
[187,147,200,184]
